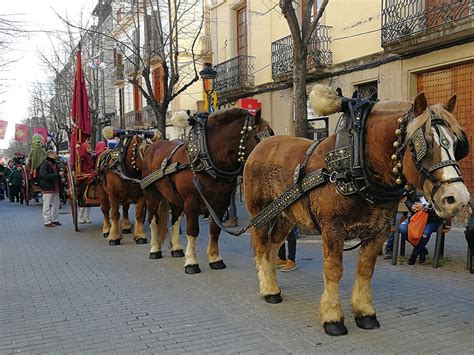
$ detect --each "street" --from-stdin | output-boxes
[1,199,474,354]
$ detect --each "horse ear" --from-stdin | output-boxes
[413,92,427,117]
[336,87,343,97]
[352,90,358,99]
[445,94,457,113]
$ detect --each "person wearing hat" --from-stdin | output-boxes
[38,150,64,227]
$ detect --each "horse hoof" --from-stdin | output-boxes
[323,321,348,336]
[149,251,162,259]
[264,293,282,304]
[109,239,121,246]
[171,250,185,258]
[103,232,109,238]
[355,315,380,330]
[209,260,227,270]
[135,238,148,245]
[122,228,132,234]
[185,264,201,274]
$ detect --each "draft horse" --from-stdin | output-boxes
[97,129,160,245]
[243,85,470,336]
[140,108,273,273]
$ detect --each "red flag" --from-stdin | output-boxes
[33,127,48,144]
[70,48,91,166]
[15,124,29,142]
[0,120,7,140]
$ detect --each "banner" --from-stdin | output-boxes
[0,120,7,140]
[33,127,48,144]
[15,124,29,142]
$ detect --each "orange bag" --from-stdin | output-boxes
[407,210,429,246]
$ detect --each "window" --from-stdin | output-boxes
[236,5,247,57]
[355,81,378,99]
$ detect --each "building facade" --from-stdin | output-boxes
[210,0,474,192]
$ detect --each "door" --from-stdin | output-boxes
[416,62,474,192]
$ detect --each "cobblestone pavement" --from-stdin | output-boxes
[1,198,473,354]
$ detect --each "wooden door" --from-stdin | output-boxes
[417,62,474,192]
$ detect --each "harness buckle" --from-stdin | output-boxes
[329,171,337,183]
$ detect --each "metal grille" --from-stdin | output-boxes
[271,25,332,79]
[416,62,474,192]
[382,0,473,44]
[355,81,378,99]
[214,55,255,94]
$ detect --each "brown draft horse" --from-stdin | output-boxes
[97,131,159,245]
[243,85,470,336]
[140,108,273,274]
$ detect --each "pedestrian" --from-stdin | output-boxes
[8,163,23,204]
[0,161,5,200]
[38,150,64,227]
[398,190,444,265]
[276,226,299,272]
[3,160,14,199]
[78,141,94,223]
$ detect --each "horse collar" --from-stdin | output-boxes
[186,112,257,181]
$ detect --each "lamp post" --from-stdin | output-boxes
[199,63,217,113]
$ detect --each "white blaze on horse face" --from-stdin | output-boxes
[432,126,458,181]
[430,125,470,218]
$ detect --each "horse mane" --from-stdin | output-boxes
[406,104,463,140]
[208,108,247,126]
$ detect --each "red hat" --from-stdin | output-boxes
[95,141,107,155]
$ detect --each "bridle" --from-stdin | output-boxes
[187,112,272,181]
[393,108,466,201]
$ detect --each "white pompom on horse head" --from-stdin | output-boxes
[309,84,342,116]
[170,111,190,129]
[150,129,162,142]
[102,126,115,140]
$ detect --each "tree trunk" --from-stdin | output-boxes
[293,51,308,138]
[151,103,166,139]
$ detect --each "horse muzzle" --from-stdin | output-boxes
[432,181,470,218]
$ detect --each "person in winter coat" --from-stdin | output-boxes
[39,150,64,227]
[8,163,24,204]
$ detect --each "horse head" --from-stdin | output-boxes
[402,93,470,218]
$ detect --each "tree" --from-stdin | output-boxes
[67,0,206,137]
[279,0,329,137]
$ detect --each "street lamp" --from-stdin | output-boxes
[199,63,217,113]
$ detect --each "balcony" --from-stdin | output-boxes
[112,63,124,86]
[124,110,143,128]
[124,56,140,76]
[199,34,212,57]
[382,0,474,53]
[214,55,255,94]
[142,105,156,126]
[272,25,332,80]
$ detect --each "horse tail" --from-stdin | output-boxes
[309,84,342,116]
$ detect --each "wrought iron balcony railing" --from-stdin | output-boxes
[214,55,255,94]
[112,63,124,85]
[382,0,473,44]
[272,25,332,79]
[199,34,212,57]
[124,56,140,75]
[124,110,143,128]
[142,105,156,126]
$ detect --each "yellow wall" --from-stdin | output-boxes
[325,0,382,64]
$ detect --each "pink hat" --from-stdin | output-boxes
[95,141,107,155]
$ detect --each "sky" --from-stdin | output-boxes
[0,0,96,149]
